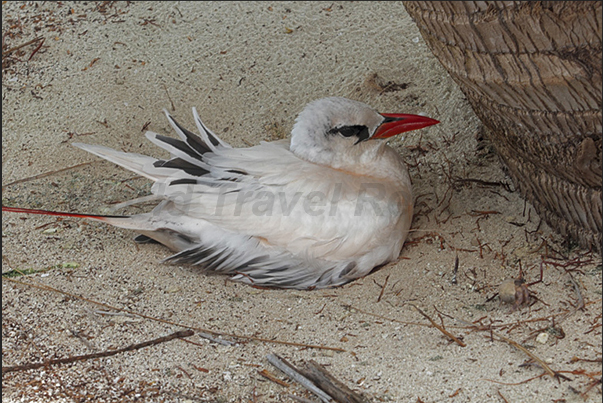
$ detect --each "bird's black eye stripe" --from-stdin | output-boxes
[381,116,404,124]
[328,125,370,143]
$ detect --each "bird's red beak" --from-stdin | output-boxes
[373,113,439,139]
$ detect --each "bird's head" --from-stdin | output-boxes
[289,97,439,170]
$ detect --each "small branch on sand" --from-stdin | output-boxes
[410,304,466,347]
[2,330,193,374]
[267,353,370,403]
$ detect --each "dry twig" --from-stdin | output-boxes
[376,274,389,302]
[297,360,369,403]
[2,36,44,57]
[451,253,459,284]
[163,83,175,111]
[2,162,97,189]
[267,353,369,403]
[196,331,236,346]
[258,369,290,387]
[581,378,602,398]
[267,354,332,403]
[497,389,510,403]
[489,330,557,379]
[410,304,466,347]
[2,330,193,374]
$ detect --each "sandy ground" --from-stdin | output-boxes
[2,2,601,402]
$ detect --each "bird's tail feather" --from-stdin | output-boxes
[72,142,158,181]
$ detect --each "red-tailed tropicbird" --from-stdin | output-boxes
[3,97,438,289]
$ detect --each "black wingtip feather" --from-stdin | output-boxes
[169,178,198,186]
[154,158,209,177]
[168,115,215,156]
[203,126,221,147]
[154,135,202,161]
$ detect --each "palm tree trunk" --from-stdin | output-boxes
[404,1,602,252]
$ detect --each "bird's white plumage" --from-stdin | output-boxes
[72,97,415,289]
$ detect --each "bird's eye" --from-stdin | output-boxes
[338,126,359,137]
[329,125,370,143]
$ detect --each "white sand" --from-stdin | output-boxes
[2,2,601,402]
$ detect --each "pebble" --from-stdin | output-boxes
[536,332,549,344]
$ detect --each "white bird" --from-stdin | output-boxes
[3,97,438,289]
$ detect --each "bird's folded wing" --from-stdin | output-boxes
[158,141,407,261]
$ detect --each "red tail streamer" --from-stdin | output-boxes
[2,206,126,219]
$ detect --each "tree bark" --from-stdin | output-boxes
[403,1,602,252]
